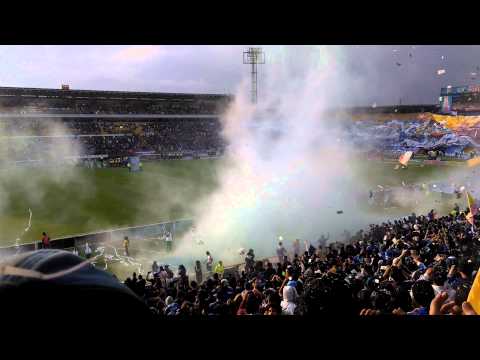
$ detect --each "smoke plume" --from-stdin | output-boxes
[171,46,386,266]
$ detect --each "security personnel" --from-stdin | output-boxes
[214,260,224,279]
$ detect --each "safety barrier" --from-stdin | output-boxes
[0,219,194,258]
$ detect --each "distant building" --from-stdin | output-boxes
[439,84,480,115]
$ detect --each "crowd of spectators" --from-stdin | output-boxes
[1,118,225,162]
[139,119,224,154]
[124,207,480,316]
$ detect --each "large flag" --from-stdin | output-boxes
[467,156,480,168]
[399,151,413,166]
[466,191,478,225]
[467,267,480,314]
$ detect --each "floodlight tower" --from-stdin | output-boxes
[243,47,265,104]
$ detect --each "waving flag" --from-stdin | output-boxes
[466,191,478,225]
[399,151,413,166]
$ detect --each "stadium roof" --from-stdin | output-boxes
[0,113,219,119]
[0,86,232,101]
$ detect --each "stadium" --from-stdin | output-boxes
[1,45,480,318]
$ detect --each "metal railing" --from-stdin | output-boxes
[0,219,194,258]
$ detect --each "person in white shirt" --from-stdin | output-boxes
[205,251,213,273]
[431,266,456,302]
[85,242,92,259]
[281,285,298,315]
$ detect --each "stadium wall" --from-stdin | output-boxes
[0,219,194,258]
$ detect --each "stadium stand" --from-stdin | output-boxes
[0,86,230,162]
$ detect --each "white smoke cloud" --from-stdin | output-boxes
[0,118,94,245]
[170,46,386,266]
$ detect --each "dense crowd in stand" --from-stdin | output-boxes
[1,118,225,161]
[123,207,480,316]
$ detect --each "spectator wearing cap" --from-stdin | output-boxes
[0,249,151,319]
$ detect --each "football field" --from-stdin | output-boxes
[0,159,220,246]
[0,157,469,248]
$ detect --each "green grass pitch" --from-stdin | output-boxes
[0,157,467,247]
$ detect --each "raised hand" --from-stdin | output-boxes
[429,292,449,315]
[392,307,406,315]
[462,301,478,315]
[360,308,380,316]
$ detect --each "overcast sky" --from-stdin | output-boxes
[0,45,478,106]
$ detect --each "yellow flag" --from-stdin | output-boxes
[467,268,480,315]
[467,192,477,215]
[466,191,477,225]
[467,157,480,168]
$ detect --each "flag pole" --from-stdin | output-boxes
[466,190,476,234]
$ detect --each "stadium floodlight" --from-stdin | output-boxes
[243,47,265,104]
